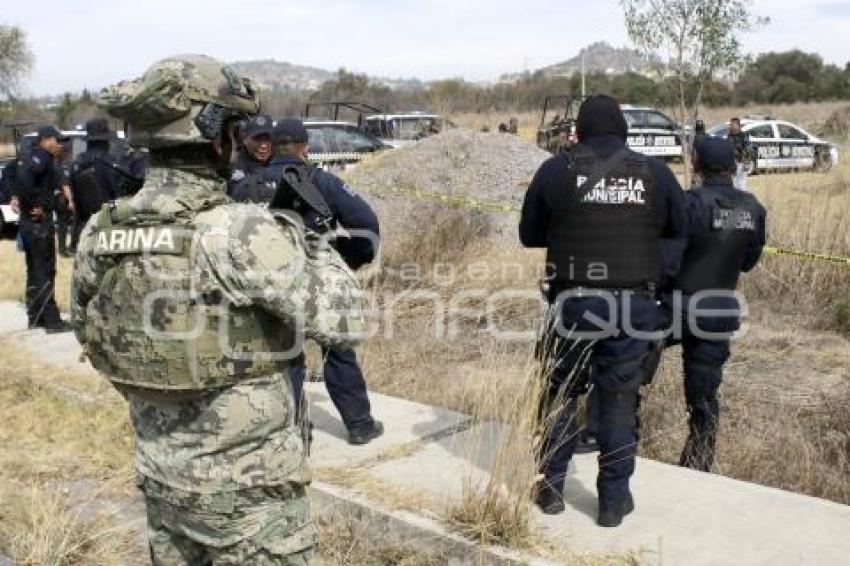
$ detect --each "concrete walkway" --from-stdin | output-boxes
[1,300,848,565]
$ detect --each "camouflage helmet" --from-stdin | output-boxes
[98,54,259,148]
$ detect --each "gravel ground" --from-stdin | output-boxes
[342,128,551,243]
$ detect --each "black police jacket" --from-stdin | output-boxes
[240,155,380,270]
[71,147,121,219]
[520,135,687,289]
[14,147,59,216]
[227,150,269,198]
[674,177,766,294]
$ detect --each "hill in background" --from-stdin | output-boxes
[230,59,423,92]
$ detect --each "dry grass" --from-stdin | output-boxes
[0,239,73,313]
[316,514,445,566]
[0,338,139,564]
[0,482,141,566]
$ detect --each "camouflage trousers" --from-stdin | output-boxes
[140,477,317,565]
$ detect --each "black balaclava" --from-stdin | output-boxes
[576,94,629,141]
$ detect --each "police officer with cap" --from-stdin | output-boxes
[520,94,686,526]
[663,136,766,471]
[69,118,122,252]
[239,117,384,446]
[227,113,274,197]
[13,125,72,332]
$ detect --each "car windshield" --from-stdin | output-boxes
[708,124,729,137]
[778,124,808,140]
[307,125,380,153]
[624,110,678,131]
[747,124,776,139]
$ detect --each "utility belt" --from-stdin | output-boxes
[545,281,658,303]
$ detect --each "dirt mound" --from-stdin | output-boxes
[343,129,550,243]
[818,105,850,141]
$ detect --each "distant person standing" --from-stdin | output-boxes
[12,125,72,332]
[690,119,708,189]
[728,117,752,191]
[70,119,122,252]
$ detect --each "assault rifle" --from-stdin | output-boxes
[269,163,335,235]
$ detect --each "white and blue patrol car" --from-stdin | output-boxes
[708,116,839,173]
[621,105,685,161]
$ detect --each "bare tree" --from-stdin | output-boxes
[0,24,34,99]
[621,0,767,182]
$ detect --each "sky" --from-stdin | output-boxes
[4,0,850,96]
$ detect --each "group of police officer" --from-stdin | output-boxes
[14,52,767,561]
[521,95,766,527]
[10,118,145,332]
[227,113,385,446]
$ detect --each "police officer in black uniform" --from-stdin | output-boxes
[69,119,126,250]
[520,95,686,526]
[13,125,72,332]
[236,118,384,446]
[664,137,766,471]
[227,114,274,197]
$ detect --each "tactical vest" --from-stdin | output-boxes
[74,158,111,219]
[547,146,663,288]
[675,185,761,294]
[82,200,292,393]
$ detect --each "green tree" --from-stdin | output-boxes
[0,24,33,99]
[621,0,766,120]
[622,0,766,182]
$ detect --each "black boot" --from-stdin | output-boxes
[597,493,634,527]
[534,482,566,515]
[348,420,384,445]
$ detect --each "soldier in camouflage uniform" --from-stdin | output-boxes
[70,54,367,565]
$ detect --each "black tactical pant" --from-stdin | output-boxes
[55,199,73,254]
[538,293,658,505]
[20,218,62,327]
[72,211,93,254]
[661,294,740,472]
[289,346,374,433]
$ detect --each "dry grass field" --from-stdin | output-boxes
[0,105,847,561]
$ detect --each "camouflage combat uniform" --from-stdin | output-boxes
[71,55,367,565]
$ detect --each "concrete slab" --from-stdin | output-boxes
[369,422,850,566]
[306,382,471,468]
[0,300,28,333]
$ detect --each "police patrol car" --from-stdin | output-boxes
[303,120,388,169]
[363,112,452,148]
[708,116,839,173]
[621,105,684,160]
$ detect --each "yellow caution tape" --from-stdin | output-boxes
[358,184,850,267]
[763,246,850,265]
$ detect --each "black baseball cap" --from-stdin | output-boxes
[274,119,309,144]
[695,137,736,173]
[242,114,274,139]
[37,125,62,140]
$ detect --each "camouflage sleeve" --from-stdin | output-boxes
[201,205,368,349]
[70,212,105,344]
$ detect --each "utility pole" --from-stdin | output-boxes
[581,50,587,97]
